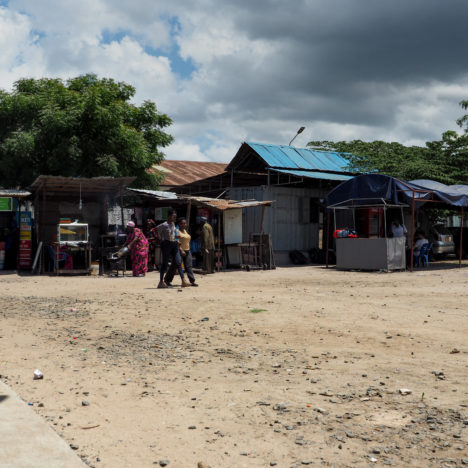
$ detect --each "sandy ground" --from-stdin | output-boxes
[0,265,467,468]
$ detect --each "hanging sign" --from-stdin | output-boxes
[0,197,12,211]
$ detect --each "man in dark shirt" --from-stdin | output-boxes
[156,210,188,288]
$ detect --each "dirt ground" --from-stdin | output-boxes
[0,265,467,468]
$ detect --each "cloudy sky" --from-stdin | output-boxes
[1,0,467,162]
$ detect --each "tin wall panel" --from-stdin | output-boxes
[229,185,328,253]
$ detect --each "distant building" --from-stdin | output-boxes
[155,143,355,264]
[150,160,227,192]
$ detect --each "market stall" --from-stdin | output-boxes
[30,175,135,274]
[124,188,274,271]
[327,199,408,271]
[325,174,468,272]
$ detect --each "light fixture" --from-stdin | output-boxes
[289,126,305,146]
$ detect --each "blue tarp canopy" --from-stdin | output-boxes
[325,174,468,208]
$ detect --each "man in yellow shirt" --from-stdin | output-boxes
[164,218,198,286]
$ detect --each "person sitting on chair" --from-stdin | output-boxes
[413,231,429,258]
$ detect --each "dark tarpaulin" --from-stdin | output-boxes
[325,174,425,208]
[410,179,468,207]
[325,174,468,208]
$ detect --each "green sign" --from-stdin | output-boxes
[0,197,12,211]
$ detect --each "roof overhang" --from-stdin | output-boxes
[0,189,31,198]
[30,175,136,197]
[125,187,273,211]
[269,168,353,182]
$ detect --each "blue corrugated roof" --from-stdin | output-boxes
[270,168,353,181]
[246,142,352,173]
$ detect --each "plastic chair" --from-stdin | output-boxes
[414,243,432,267]
[46,245,67,271]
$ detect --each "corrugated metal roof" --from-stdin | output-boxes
[180,195,272,211]
[0,189,31,197]
[125,187,178,199]
[245,142,352,173]
[150,160,228,186]
[270,168,353,181]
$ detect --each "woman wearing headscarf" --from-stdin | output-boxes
[124,221,149,277]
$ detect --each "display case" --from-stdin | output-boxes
[57,223,89,246]
[53,222,91,274]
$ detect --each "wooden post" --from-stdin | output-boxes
[260,205,266,234]
[410,193,415,272]
[120,184,124,228]
[186,199,192,226]
[217,212,221,272]
[325,210,330,268]
[34,189,40,246]
[41,187,46,274]
[16,198,21,269]
[459,206,464,268]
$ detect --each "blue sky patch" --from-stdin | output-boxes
[101,25,196,80]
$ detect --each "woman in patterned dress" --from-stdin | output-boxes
[124,221,149,277]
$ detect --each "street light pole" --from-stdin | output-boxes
[289,126,305,146]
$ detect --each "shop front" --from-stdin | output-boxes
[124,188,274,273]
[30,175,135,274]
[0,191,32,271]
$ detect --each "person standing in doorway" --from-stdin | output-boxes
[200,216,215,274]
[157,210,189,288]
[391,219,407,238]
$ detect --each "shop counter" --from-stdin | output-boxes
[336,237,406,271]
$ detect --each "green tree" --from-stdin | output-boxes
[307,139,433,181]
[308,101,468,185]
[0,74,173,188]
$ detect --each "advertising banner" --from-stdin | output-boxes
[18,211,32,270]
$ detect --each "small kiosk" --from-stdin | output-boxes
[325,174,468,271]
[328,200,407,271]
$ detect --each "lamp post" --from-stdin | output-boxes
[288,126,305,146]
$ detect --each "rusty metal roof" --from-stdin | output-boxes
[151,160,228,186]
[125,187,273,211]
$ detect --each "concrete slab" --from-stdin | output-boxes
[0,381,84,468]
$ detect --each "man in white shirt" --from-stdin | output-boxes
[413,231,429,256]
[391,219,407,238]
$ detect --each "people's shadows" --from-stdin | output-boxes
[0,395,9,403]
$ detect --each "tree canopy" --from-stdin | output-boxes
[0,75,173,188]
[308,102,468,185]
